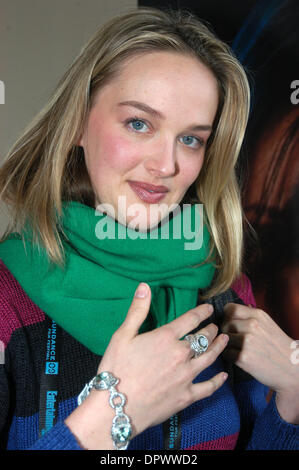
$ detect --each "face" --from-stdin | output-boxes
[79,51,219,230]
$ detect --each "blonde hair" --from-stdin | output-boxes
[0,7,251,299]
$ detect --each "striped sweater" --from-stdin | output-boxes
[0,260,298,450]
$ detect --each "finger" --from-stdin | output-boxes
[223,303,253,320]
[119,283,152,337]
[165,303,214,339]
[182,322,219,359]
[197,322,219,344]
[221,317,259,335]
[191,371,228,401]
[190,333,229,376]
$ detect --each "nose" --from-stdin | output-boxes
[144,136,178,178]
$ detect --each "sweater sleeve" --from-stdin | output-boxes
[28,421,82,450]
[246,390,299,449]
[233,375,299,449]
[0,279,14,450]
[0,260,83,450]
[0,356,11,450]
[0,317,83,451]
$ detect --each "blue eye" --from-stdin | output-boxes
[180,135,203,149]
[128,119,149,133]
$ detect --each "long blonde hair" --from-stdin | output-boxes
[0,7,251,299]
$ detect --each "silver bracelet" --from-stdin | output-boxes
[77,371,132,450]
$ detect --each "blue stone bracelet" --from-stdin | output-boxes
[78,371,132,450]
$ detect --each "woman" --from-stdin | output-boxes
[0,7,298,450]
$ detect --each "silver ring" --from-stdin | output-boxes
[185,333,209,358]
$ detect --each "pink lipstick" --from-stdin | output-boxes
[128,180,169,204]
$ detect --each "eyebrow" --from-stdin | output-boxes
[117,100,213,132]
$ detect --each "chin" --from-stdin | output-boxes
[126,206,178,233]
[125,216,160,233]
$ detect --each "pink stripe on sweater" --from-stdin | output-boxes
[0,260,45,348]
[231,273,256,307]
[186,431,239,450]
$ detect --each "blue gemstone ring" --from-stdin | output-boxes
[185,333,209,358]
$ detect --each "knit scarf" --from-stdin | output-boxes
[0,201,215,355]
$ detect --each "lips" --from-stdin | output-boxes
[128,180,169,204]
[129,181,169,193]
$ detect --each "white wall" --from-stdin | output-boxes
[0,0,137,235]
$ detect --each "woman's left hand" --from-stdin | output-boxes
[220,303,299,395]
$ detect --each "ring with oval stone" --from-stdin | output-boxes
[185,333,209,358]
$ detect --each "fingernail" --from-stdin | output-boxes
[223,373,228,380]
[207,304,214,313]
[135,283,148,298]
[223,334,229,343]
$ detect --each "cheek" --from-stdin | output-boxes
[103,136,139,173]
[87,129,140,176]
[179,156,204,188]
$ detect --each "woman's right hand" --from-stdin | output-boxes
[65,282,229,449]
[97,282,229,436]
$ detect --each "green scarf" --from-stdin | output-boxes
[0,201,215,355]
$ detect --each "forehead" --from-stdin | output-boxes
[93,51,219,122]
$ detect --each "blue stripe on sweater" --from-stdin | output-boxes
[7,361,241,450]
[7,396,78,450]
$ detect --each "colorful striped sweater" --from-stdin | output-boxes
[0,259,298,450]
